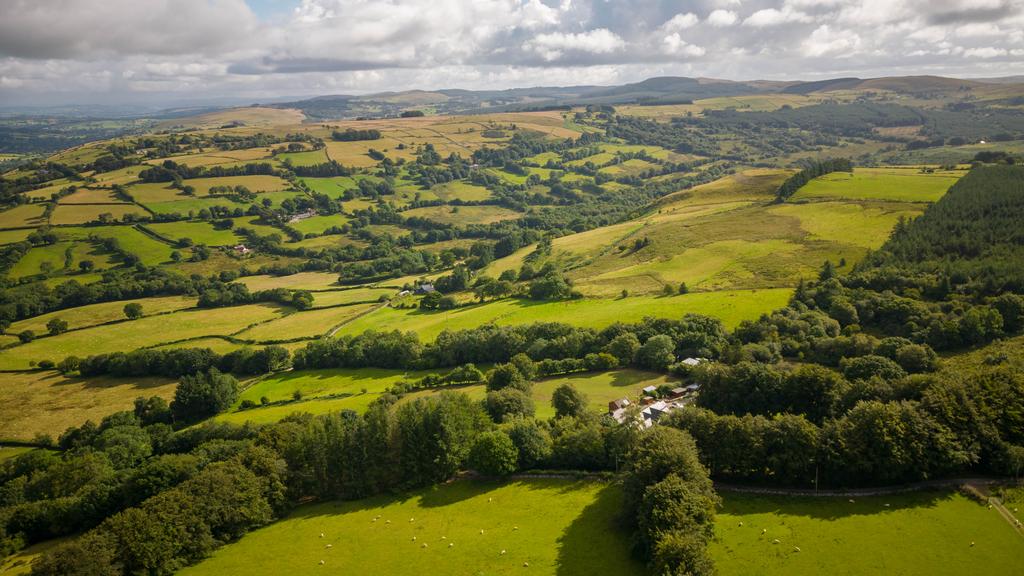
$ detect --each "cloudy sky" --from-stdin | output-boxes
[1,0,1023,106]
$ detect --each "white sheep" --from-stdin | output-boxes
[523,562,530,567]
[409,518,415,522]
[970,542,976,547]
[513,526,519,531]
[449,542,455,548]
[793,546,801,553]
[319,560,325,565]
[480,529,485,534]
[319,533,325,538]
[773,539,780,544]
[738,521,743,527]
[441,536,447,540]
[422,543,428,548]
[325,544,332,549]
[761,528,767,535]
[848,499,855,504]
[412,537,417,542]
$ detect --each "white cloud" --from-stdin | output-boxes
[526,28,626,61]
[662,12,699,32]
[707,9,739,27]
[802,24,861,57]
[743,7,812,27]
[963,46,1008,57]
[662,34,706,57]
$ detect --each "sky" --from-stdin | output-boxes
[1,0,1023,107]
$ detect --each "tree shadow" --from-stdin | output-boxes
[717,488,956,521]
[555,482,646,576]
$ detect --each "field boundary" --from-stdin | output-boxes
[714,477,1013,497]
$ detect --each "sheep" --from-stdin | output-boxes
[773,539,780,544]
[793,547,801,553]
[884,503,890,508]
[513,526,519,531]
[449,543,455,548]
[761,528,767,535]
[319,533,325,538]
[441,536,447,540]
[422,543,428,549]
[848,499,855,504]
[523,562,530,567]
[412,537,417,542]
[970,542,976,547]
[409,518,415,522]
[738,521,743,527]
[325,544,333,549]
[501,550,507,555]
[385,520,391,524]
[319,560,325,565]
[488,497,493,502]
[480,529,485,534]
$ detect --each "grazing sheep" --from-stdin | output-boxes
[773,539,780,544]
[386,520,391,524]
[422,543,428,548]
[325,544,332,549]
[970,542,976,547]
[441,536,447,540]
[884,503,890,508]
[449,543,455,548]
[793,547,801,553]
[480,529,485,534]
[513,526,519,531]
[319,560,325,565]
[848,499,855,504]
[501,550,506,555]
[410,518,415,522]
[488,498,493,502]
[412,537,417,542]
[738,522,743,527]
[524,562,530,567]
[761,529,767,535]
[319,533,325,538]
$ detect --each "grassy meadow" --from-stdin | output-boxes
[711,490,1024,575]
[791,167,962,202]
[334,289,791,342]
[179,479,643,576]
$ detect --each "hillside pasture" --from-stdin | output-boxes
[531,369,677,418]
[49,203,148,225]
[0,304,287,370]
[0,228,33,244]
[300,176,358,198]
[278,148,329,167]
[145,221,243,246]
[7,295,195,335]
[179,479,642,576]
[8,240,117,278]
[288,214,351,236]
[62,226,179,266]
[430,181,492,202]
[57,187,126,204]
[311,287,393,307]
[791,167,961,202]
[0,203,47,228]
[401,205,521,226]
[334,289,791,342]
[234,303,379,342]
[711,490,1024,575]
[237,272,341,291]
[181,175,292,195]
[0,370,176,441]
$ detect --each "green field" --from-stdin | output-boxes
[279,149,329,167]
[531,369,675,419]
[237,367,436,405]
[402,205,521,226]
[179,478,643,576]
[0,446,37,463]
[334,289,791,341]
[300,176,358,198]
[145,221,243,246]
[7,295,195,334]
[431,181,492,202]
[238,272,342,291]
[8,240,117,278]
[712,490,1024,575]
[311,288,393,307]
[0,228,33,244]
[62,226,179,266]
[143,196,251,216]
[49,203,147,225]
[235,303,378,342]
[792,168,962,202]
[288,214,351,235]
[0,304,287,369]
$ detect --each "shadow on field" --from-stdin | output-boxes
[555,483,644,576]
[718,488,957,521]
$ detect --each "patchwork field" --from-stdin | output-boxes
[7,295,196,334]
[48,203,148,225]
[145,221,242,246]
[288,214,351,235]
[8,240,118,278]
[179,479,643,576]
[334,289,791,342]
[310,287,393,307]
[0,203,47,228]
[0,304,287,369]
[0,370,176,441]
[238,272,342,291]
[61,226,180,266]
[402,205,521,226]
[235,302,379,342]
[711,490,1024,576]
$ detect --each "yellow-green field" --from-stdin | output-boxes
[0,203,47,228]
[333,289,791,342]
[61,226,180,266]
[311,288,393,307]
[791,167,962,202]
[179,479,642,576]
[238,272,342,291]
[7,295,196,334]
[145,221,243,246]
[0,371,176,441]
[235,303,379,342]
[49,204,148,225]
[0,304,287,369]
[402,205,521,226]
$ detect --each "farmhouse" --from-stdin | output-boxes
[415,283,436,294]
[232,244,251,255]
